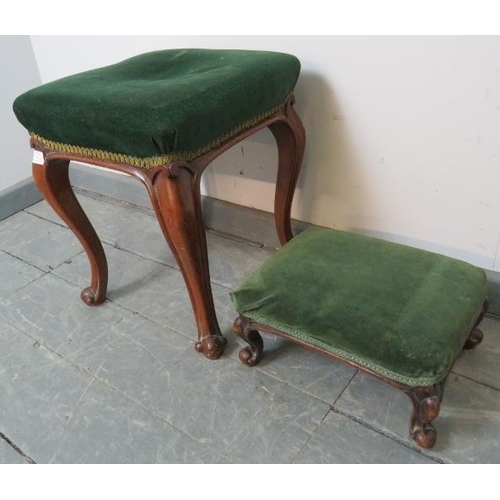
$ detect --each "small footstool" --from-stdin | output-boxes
[230,228,488,448]
[13,49,305,359]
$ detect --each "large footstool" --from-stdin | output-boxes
[13,49,305,359]
[230,228,488,448]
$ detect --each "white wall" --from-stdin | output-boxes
[0,36,41,192]
[30,36,500,270]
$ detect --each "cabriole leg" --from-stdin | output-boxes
[32,157,108,305]
[269,103,306,245]
[150,163,227,359]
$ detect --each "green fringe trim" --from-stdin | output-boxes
[30,93,292,169]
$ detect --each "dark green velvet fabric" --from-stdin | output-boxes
[13,49,300,164]
[231,228,487,387]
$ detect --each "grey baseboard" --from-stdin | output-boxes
[0,178,42,222]
[69,162,151,208]
[68,162,500,317]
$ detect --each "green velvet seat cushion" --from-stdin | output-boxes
[13,49,300,168]
[230,228,487,387]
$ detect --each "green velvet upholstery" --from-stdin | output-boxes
[13,49,300,169]
[230,228,487,387]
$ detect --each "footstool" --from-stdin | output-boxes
[230,228,488,448]
[13,49,305,359]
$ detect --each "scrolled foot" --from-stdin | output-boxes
[464,328,484,350]
[239,343,262,367]
[411,423,437,449]
[233,316,264,367]
[407,384,443,449]
[80,286,105,306]
[195,335,227,360]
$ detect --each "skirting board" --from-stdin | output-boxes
[0,178,42,222]
[22,162,500,316]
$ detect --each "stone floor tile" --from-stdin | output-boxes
[246,334,357,405]
[82,314,330,463]
[453,316,500,391]
[0,273,131,370]
[0,211,82,271]
[0,316,222,464]
[0,320,97,463]
[294,410,436,463]
[205,232,273,290]
[27,196,274,289]
[52,243,166,305]
[0,250,45,299]
[335,373,411,438]
[26,196,177,267]
[0,438,29,464]
[52,244,237,341]
[50,378,227,464]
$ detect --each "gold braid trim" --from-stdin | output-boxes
[30,94,292,169]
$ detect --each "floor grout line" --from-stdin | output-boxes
[70,188,278,250]
[0,287,237,461]
[72,188,156,216]
[0,317,232,463]
[0,292,342,463]
[331,408,444,464]
[332,370,359,408]
[0,431,36,464]
[449,370,500,393]
[88,374,234,464]
[23,198,272,288]
[251,362,342,407]
[290,407,332,464]
[44,266,228,346]
[33,218,242,293]
[0,248,49,273]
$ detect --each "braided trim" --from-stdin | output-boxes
[240,310,461,388]
[30,93,292,169]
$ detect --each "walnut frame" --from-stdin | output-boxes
[31,98,305,360]
[233,299,488,449]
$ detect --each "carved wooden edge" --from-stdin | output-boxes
[235,297,488,448]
